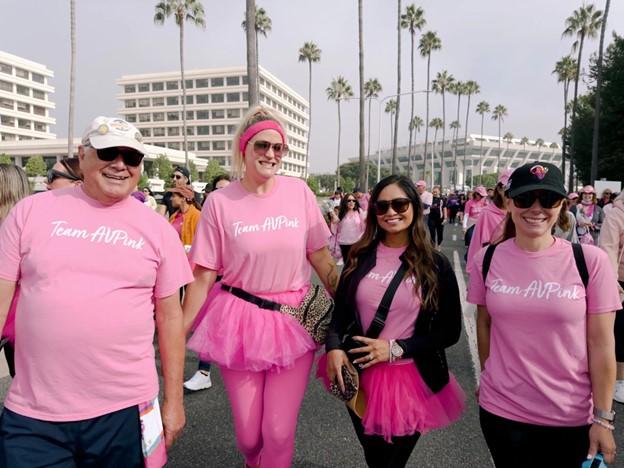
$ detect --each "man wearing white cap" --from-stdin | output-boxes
[0,117,193,466]
[416,180,433,223]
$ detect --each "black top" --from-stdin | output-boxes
[326,243,462,393]
[429,196,444,222]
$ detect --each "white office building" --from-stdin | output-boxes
[0,51,56,142]
[374,134,565,188]
[116,66,309,177]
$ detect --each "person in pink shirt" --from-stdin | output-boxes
[354,187,370,212]
[329,192,366,263]
[466,172,512,275]
[182,106,336,468]
[322,175,464,467]
[467,162,619,466]
[462,186,488,261]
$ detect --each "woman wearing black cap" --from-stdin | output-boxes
[467,162,620,466]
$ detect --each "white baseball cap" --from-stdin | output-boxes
[81,116,146,154]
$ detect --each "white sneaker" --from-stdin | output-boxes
[336,259,344,266]
[184,370,212,391]
[614,380,624,403]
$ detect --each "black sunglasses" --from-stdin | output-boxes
[172,174,183,180]
[374,198,411,216]
[89,146,144,167]
[512,190,564,209]
[253,140,289,156]
[47,168,81,185]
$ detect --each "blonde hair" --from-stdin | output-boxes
[231,105,286,179]
[0,164,30,223]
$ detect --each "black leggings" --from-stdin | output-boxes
[339,244,352,264]
[615,281,624,362]
[428,219,444,246]
[347,408,420,468]
[479,407,590,467]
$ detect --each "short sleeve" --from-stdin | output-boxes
[189,196,223,271]
[304,184,331,253]
[154,224,194,299]
[0,200,27,282]
[466,246,487,305]
[584,245,621,314]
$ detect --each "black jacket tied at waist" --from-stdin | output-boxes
[325,244,462,393]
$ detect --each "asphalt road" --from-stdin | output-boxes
[0,223,622,467]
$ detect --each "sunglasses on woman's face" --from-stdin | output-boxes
[346,199,356,203]
[89,146,144,167]
[374,198,411,216]
[47,168,81,185]
[511,190,564,209]
[253,140,289,157]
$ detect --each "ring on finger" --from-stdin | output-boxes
[368,354,374,361]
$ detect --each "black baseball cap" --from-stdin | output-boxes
[505,162,567,198]
[173,165,191,181]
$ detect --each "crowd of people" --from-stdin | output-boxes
[0,108,621,468]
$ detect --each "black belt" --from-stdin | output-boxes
[221,284,281,311]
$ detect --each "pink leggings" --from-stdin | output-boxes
[219,351,314,468]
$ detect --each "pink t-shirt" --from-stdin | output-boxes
[467,238,621,426]
[336,210,366,245]
[190,176,331,294]
[464,198,487,228]
[356,243,420,339]
[0,187,193,421]
[466,204,506,275]
[358,193,370,212]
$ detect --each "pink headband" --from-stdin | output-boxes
[239,120,285,155]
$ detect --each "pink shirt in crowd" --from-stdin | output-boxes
[191,176,330,294]
[358,193,370,212]
[463,198,488,229]
[0,187,193,421]
[467,238,620,426]
[420,191,433,216]
[356,243,420,339]
[336,210,366,245]
[465,203,506,275]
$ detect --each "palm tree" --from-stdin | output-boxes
[244,1,257,105]
[591,0,611,183]
[154,0,206,169]
[448,81,463,187]
[392,0,403,174]
[552,55,578,178]
[550,141,559,157]
[418,31,442,181]
[400,4,426,179]
[364,78,382,188]
[462,80,479,187]
[385,99,398,151]
[520,136,530,151]
[429,117,443,186]
[357,0,366,189]
[562,3,602,188]
[242,5,272,102]
[503,132,514,151]
[491,104,508,172]
[535,138,545,154]
[475,101,490,176]
[326,76,354,188]
[298,42,321,179]
[67,0,76,159]
[432,70,454,188]
[409,115,424,175]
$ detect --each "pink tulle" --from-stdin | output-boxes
[190,281,222,333]
[316,354,465,442]
[187,286,317,372]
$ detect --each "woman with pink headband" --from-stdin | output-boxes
[182,106,336,468]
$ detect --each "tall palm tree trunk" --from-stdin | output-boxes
[358,0,366,189]
[392,0,401,174]
[432,127,438,186]
[562,82,569,176]
[479,114,485,175]
[569,34,585,189]
[423,54,431,181]
[453,93,461,187]
[67,0,76,158]
[390,113,394,153]
[304,60,312,180]
[179,22,189,168]
[591,0,610,183]
[366,97,372,191]
[462,94,471,187]
[440,93,446,187]
[246,0,258,106]
[336,101,342,189]
[497,119,502,170]
[407,31,415,179]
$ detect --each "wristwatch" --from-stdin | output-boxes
[389,339,405,362]
[593,408,616,422]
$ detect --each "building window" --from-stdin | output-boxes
[125,99,137,108]
[153,127,165,137]
[197,141,211,151]
[16,85,29,96]
[138,98,150,108]
[167,112,179,121]
[124,84,136,93]
[227,92,240,103]
[166,96,179,106]
[242,92,249,102]
[213,141,226,151]
[32,89,45,100]
[186,126,194,135]
[196,78,209,88]
[0,80,12,92]
[139,113,151,122]
[16,101,30,113]
[152,97,164,106]
[138,83,150,92]
[197,110,209,120]
[32,105,45,116]
[186,95,193,105]
[0,98,13,109]
[126,114,137,123]
[242,75,249,85]
[153,112,165,122]
[197,126,210,135]
[211,109,225,119]
[0,63,11,75]
[32,73,45,84]
[226,76,240,86]
[185,79,193,89]
[196,94,209,104]
[168,142,180,150]
[166,81,178,90]
[187,141,195,151]
[227,125,236,135]
[15,68,29,79]
[18,119,31,129]
[186,111,194,120]
[211,93,224,103]
[34,122,47,132]
[168,127,180,136]
[152,82,164,91]
[1,134,16,141]
[139,128,151,137]
[227,108,241,119]
[1,115,15,126]
[211,77,224,87]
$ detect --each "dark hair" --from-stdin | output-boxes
[555,199,571,232]
[211,174,231,191]
[344,175,439,310]
[142,187,154,196]
[338,193,360,220]
[59,157,83,181]
[492,183,506,209]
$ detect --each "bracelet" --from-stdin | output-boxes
[592,418,615,431]
[388,339,395,363]
[593,407,616,422]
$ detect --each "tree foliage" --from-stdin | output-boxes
[203,159,227,183]
[24,155,47,177]
[189,160,199,182]
[471,173,498,188]
[154,154,174,183]
[0,154,12,164]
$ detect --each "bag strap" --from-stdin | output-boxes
[365,261,408,339]
[221,284,281,311]
[481,243,499,283]
[572,243,589,289]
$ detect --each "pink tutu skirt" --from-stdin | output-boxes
[187,285,317,372]
[317,355,465,442]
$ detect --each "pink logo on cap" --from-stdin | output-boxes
[530,164,548,180]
